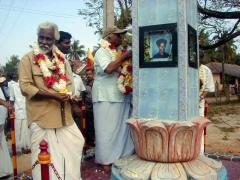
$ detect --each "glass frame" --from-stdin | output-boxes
[139,23,178,68]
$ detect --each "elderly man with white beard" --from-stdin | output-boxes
[19,22,84,180]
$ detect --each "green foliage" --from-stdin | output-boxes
[78,0,132,34]
[78,0,104,34]
[4,55,20,74]
[115,0,132,29]
[67,40,86,60]
[233,54,240,65]
[199,31,239,64]
[79,0,240,65]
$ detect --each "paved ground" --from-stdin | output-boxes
[221,160,240,180]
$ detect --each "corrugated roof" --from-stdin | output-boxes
[206,62,240,78]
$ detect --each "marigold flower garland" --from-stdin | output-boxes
[117,50,133,94]
[33,44,68,94]
[99,39,133,94]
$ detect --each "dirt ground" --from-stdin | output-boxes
[206,100,240,155]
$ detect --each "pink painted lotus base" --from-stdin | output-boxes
[128,117,211,163]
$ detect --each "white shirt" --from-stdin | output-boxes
[9,81,27,120]
[92,47,126,103]
[72,73,86,97]
[200,65,215,93]
[0,89,7,125]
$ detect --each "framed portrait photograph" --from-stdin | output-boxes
[188,25,198,68]
[139,23,178,68]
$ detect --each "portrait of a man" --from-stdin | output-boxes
[152,38,169,58]
[139,23,178,68]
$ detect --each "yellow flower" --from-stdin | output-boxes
[59,88,68,94]
[125,74,132,83]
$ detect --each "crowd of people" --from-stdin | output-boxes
[0,21,215,179]
[0,21,134,179]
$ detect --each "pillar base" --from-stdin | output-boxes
[111,155,227,180]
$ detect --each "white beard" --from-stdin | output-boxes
[39,44,53,54]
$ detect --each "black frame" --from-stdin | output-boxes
[188,25,198,68]
[139,23,178,68]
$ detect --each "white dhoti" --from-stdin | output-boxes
[20,119,31,150]
[93,102,134,165]
[15,118,31,152]
[0,125,13,178]
[30,122,84,180]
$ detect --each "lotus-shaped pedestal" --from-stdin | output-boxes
[128,117,211,163]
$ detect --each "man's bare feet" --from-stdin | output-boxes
[102,164,111,173]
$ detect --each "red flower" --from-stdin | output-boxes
[126,65,132,73]
[121,49,128,54]
[55,67,60,74]
[109,43,116,50]
[36,54,45,60]
[56,53,65,62]
[124,85,133,94]
[118,72,124,77]
[43,76,56,88]
[60,74,68,81]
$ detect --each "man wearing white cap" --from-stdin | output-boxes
[0,76,13,178]
[92,26,134,171]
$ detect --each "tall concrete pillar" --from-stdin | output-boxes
[111,0,228,179]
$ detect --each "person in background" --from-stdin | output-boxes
[8,73,31,153]
[199,51,215,117]
[56,31,86,131]
[83,68,95,147]
[1,75,10,139]
[0,76,13,179]
[56,31,71,54]
[19,21,84,180]
[92,26,134,172]
[71,61,86,131]
[199,50,215,154]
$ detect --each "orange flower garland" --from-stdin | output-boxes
[99,39,133,94]
[33,44,68,94]
[117,50,133,94]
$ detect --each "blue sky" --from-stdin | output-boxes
[0,0,100,65]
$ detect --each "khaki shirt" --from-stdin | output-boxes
[19,51,74,128]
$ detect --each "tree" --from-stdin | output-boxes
[78,0,132,33]
[198,0,240,50]
[79,0,240,51]
[4,55,20,74]
[67,40,86,60]
[232,54,240,65]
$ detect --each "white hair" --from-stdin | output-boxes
[37,21,60,40]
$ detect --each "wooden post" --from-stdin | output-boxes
[38,140,51,180]
[10,111,17,179]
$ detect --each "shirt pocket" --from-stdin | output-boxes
[32,66,45,89]
[32,65,43,76]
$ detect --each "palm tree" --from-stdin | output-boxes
[4,55,20,74]
[67,40,86,60]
